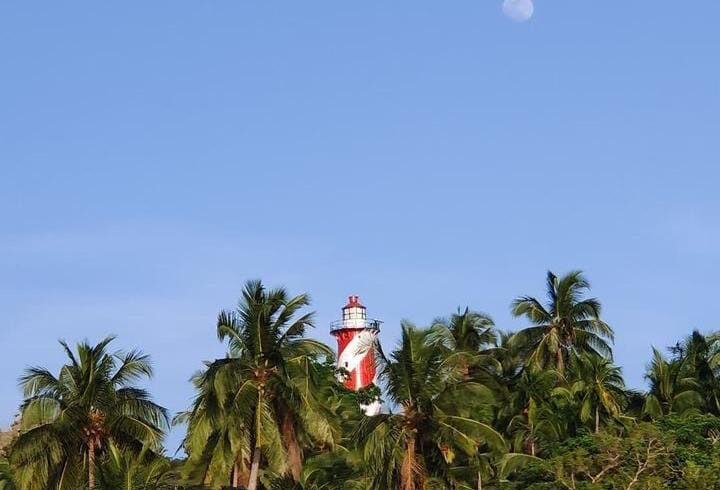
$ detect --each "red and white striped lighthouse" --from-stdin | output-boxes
[331,295,382,415]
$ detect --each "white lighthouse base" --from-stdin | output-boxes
[361,400,382,416]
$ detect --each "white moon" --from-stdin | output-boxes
[503,0,534,22]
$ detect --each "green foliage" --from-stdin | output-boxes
[8,337,168,490]
[510,271,614,374]
[0,458,17,490]
[96,443,176,490]
[7,271,720,489]
[504,416,720,490]
[177,280,341,490]
[356,322,506,489]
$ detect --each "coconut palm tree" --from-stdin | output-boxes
[467,451,539,490]
[676,331,720,415]
[568,354,628,433]
[96,443,174,490]
[182,280,337,490]
[507,399,561,457]
[175,358,252,488]
[503,368,565,457]
[10,337,168,490]
[357,323,505,490]
[510,270,614,374]
[643,348,703,419]
[431,308,496,353]
[267,450,369,490]
[430,308,502,394]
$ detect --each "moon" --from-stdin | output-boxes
[503,0,534,22]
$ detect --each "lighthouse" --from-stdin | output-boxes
[331,295,382,415]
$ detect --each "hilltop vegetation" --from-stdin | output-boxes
[3,272,720,489]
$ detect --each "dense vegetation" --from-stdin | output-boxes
[3,271,720,489]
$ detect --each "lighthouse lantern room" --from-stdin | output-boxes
[330,295,382,415]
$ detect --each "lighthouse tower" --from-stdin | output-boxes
[331,295,382,415]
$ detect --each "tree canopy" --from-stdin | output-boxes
[5,272,720,490]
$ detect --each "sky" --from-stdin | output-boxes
[1,1,720,452]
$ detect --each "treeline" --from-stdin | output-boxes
[2,272,720,489]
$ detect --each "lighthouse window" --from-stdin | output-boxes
[344,362,349,368]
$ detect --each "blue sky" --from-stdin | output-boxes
[2,1,720,451]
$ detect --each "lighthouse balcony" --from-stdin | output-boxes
[330,319,382,333]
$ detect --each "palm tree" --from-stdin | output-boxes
[643,348,703,419]
[182,280,337,490]
[511,270,614,374]
[431,308,496,353]
[267,450,369,490]
[507,399,561,457]
[10,337,168,490]
[677,331,720,415]
[431,308,502,392]
[175,359,252,488]
[568,354,627,433]
[357,323,505,490]
[503,368,565,457]
[96,443,174,490]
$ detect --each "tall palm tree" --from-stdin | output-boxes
[677,331,720,414]
[182,280,337,490]
[511,270,614,374]
[430,308,501,391]
[431,308,496,353]
[568,354,627,433]
[643,348,703,419]
[175,359,252,488]
[357,323,505,490]
[10,337,168,490]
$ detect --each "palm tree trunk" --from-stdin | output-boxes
[248,386,264,490]
[247,445,261,490]
[232,463,240,488]
[595,406,600,434]
[88,440,96,490]
[400,433,418,490]
[477,471,482,490]
[556,350,565,374]
[531,440,536,457]
[281,411,302,481]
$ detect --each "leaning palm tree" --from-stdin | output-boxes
[568,354,628,433]
[182,280,337,490]
[357,323,506,490]
[10,337,168,490]
[510,270,614,374]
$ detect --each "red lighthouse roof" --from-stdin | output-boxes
[344,295,364,309]
[331,295,382,334]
